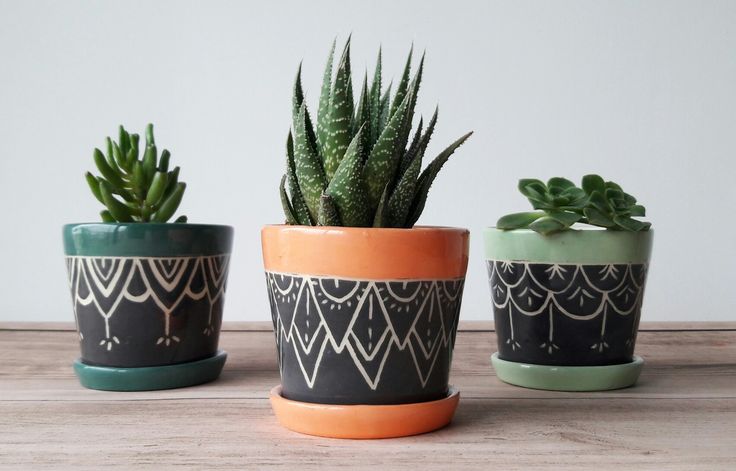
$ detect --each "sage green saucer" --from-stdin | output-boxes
[73,350,227,391]
[491,353,644,391]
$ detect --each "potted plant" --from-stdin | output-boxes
[262,38,472,438]
[63,124,233,391]
[485,175,652,391]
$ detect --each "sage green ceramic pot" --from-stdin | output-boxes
[63,223,233,390]
[484,228,653,391]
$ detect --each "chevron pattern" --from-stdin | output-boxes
[266,271,465,391]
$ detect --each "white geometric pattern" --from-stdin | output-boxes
[487,260,647,354]
[66,255,230,349]
[266,271,464,390]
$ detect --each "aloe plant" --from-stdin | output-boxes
[497,175,650,235]
[86,124,187,223]
[280,38,472,228]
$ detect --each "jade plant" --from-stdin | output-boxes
[280,38,472,228]
[497,175,650,235]
[85,124,187,223]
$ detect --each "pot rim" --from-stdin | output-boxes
[483,226,653,264]
[262,224,469,279]
[64,222,233,231]
[261,224,468,235]
[63,222,233,257]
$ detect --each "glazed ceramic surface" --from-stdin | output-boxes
[484,228,652,367]
[262,225,469,405]
[64,223,233,367]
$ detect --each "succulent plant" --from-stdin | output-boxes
[85,124,187,223]
[280,38,472,228]
[497,175,650,235]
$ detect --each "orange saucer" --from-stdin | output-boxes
[269,386,460,439]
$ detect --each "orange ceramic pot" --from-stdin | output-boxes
[261,225,469,406]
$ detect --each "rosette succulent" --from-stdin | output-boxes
[280,38,473,228]
[497,174,650,234]
[85,124,187,223]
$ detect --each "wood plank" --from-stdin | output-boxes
[0,398,733,470]
[1,327,735,469]
[1,330,735,402]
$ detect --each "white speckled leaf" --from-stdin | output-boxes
[316,39,336,152]
[294,104,327,221]
[363,91,410,209]
[326,126,371,227]
[323,39,354,181]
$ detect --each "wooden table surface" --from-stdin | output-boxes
[1,322,735,470]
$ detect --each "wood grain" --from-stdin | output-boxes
[1,322,735,470]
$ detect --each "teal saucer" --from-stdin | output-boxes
[491,353,644,392]
[73,350,227,391]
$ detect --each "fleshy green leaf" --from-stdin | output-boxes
[496,211,545,230]
[145,171,168,206]
[613,215,650,231]
[547,210,582,227]
[547,177,575,192]
[582,174,605,195]
[100,210,115,223]
[583,207,615,227]
[529,216,567,235]
[629,204,646,217]
[85,172,104,204]
[99,180,133,222]
[152,182,186,222]
[588,190,612,213]
[93,148,126,190]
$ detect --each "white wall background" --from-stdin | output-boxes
[1,0,735,323]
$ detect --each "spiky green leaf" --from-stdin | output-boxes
[279,174,298,225]
[316,39,336,151]
[363,92,411,209]
[326,127,371,227]
[353,72,371,158]
[294,104,327,221]
[285,131,312,225]
[407,131,473,226]
[368,48,382,147]
[322,39,354,180]
[317,193,341,226]
[387,136,422,228]
[389,45,413,119]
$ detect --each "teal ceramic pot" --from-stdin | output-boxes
[63,223,233,378]
[484,228,653,390]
